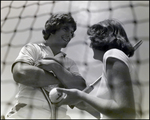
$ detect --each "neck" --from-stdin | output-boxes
[93,50,105,62]
[50,45,61,56]
[44,41,61,56]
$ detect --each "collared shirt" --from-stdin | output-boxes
[11,42,81,118]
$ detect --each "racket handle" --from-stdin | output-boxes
[83,85,94,93]
[51,104,57,119]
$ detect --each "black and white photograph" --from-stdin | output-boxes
[1,1,149,119]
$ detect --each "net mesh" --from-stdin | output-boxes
[1,1,149,119]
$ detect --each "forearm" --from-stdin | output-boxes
[79,92,135,119]
[50,63,86,90]
[80,102,100,119]
[13,63,60,87]
[86,106,100,119]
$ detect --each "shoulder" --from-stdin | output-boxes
[25,42,42,48]
[22,42,43,52]
[106,52,131,85]
[103,49,130,70]
[106,57,129,72]
[103,49,128,61]
[23,42,37,49]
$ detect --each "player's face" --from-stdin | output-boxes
[53,24,75,48]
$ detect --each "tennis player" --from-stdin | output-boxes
[57,19,141,119]
[5,13,86,119]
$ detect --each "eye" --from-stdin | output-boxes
[63,27,69,32]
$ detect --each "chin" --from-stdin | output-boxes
[59,43,67,48]
[63,44,68,48]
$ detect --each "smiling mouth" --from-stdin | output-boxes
[61,35,70,42]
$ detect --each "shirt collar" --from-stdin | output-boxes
[55,52,66,57]
[41,42,66,57]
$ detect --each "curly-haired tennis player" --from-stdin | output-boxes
[5,13,86,119]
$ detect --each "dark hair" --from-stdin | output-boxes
[87,19,134,57]
[42,13,77,40]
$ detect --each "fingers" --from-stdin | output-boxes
[54,88,69,106]
[44,57,61,63]
[35,60,44,67]
[43,57,63,66]
[37,59,53,66]
[56,88,68,94]
[56,93,67,106]
[43,57,54,60]
[36,61,43,67]
[56,88,82,107]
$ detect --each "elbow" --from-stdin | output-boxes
[76,77,87,90]
[12,62,26,84]
[12,68,37,87]
[12,64,28,84]
[68,77,86,90]
[111,107,136,119]
[12,63,41,87]
[125,107,136,119]
[120,108,136,119]
[122,103,136,119]
[12,69,25,83]
[80,79,87,90]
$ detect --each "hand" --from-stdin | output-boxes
[36,59,58,71]
[56,88,82,107]
[43,56,64,66]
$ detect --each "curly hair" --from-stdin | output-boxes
[87,19,134,57]
[42,13,77,40]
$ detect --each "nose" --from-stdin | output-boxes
[65,32,73,42]
[68,31,74,38]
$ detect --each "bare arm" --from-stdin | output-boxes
[75,101,100,119]
[79,58,136,118]
[57,58,136,119]
[50,62,86,90]
[12,62,61,87]
[37,59,86,90]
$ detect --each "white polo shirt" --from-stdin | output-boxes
[11,42,81,118]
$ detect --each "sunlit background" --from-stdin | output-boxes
[1,1,149,119]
